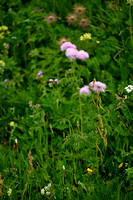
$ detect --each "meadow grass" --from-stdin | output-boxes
[0,0,133,199]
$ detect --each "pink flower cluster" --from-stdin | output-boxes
[89,81,106,93]
[60,42,89,61]
[61,42,77,51]
[49,78,59,82]
[80,86,91,95]
[80,81,106,95]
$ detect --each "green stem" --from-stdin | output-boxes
[129,5,133,46]
[71,62,83,136]
[79,95,83,136]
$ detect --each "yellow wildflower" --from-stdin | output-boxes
[0,25,8,31]
[0,60,5,67]
[118,163,123,168]
[0,33,4,39]
[80,33,92,41]
[7,31,10,34]
[84,33,92,39]
[96,40,100,44]
[80,36,84,41]
[87,168,93,174]
[9,121,15,127]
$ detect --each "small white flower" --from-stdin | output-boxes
[47,183,51,189]
[63,165,65,170]
[125,85,133,93]
[46,191,50,195]
[45,186,48,191]
[15,139,17,144]
[7,188,12,196]
[41,188,45,195]
[127,0,133,5]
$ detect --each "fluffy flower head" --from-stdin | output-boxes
[45,13,57,24]
[73,5,86,15]
[65,48,78,61]
[80,86,91,95]
[76,50,89,60]
[79,18,89,28]
[66,14,77,25]
[89,81,106,93]
[61,42,77,51]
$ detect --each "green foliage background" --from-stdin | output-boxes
[0,0,133,199]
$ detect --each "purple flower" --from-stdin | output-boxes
[69,69,71,71]
[4,79,8,82]
[76,50,89,61]
[80,86,91,95]
[37,71,42,76]
[89,81,106,93]
[35,8,39,11]
[49,79,53,82]
[6,45,9,48]
[2,96,5,99]
[54,78,58,82]
[61,42,77,51]
[65,48,78,61]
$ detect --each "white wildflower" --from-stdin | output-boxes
[41,188,45,195]
[125,85,133,93]
[63,165,65,170]
[46,191,50,195]
[127,0,133,5]
[45,183,51,191]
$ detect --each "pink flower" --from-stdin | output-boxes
[49,79,53,82]
[65,48,78,61]
[54,78,58,82]
[61,42,77,51]
[89,81,106,92]
[80,86,91,95]
[37,71,42,76]
[76,50,89,60]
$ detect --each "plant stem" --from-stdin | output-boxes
[129,5,133,46]
[118,115,133,133]
[79,95,83,136]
